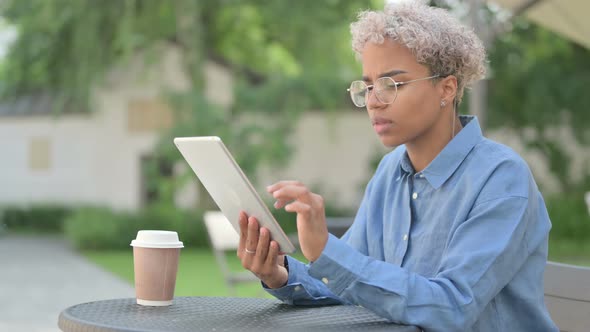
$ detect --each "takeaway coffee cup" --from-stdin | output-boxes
[130,230,183,306]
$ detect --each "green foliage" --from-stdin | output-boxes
[235,75,355,113]
[546,190,590,242]
[145,91,299,208]
[488,19,590,143]
[139,203,209,249]
[484,17,590,193]
[0,0,178,110]
[63,206,209,250]
[548,238,590,266]
[1,205,71,232]
[63,207,138,250]
[268,205,298,235]
[0,0,374,110]
[0,0,380,212]
[84,248,300,297]
[526,138,575,191]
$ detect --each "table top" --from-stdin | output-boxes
[58,296,421,332]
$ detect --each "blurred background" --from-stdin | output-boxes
[0,0,588,331]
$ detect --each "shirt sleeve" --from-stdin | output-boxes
[263,255,343,305]
[264,161,377,304]
[307,194,543,331]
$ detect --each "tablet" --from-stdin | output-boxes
[174,136,296,254]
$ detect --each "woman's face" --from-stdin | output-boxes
[361,39,445,148]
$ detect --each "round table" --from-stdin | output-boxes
[58,296,421,331]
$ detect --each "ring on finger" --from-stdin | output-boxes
[245,248,256,254]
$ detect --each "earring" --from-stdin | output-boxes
[440,100,446,107]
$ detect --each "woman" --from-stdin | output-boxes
[237,2,557,331]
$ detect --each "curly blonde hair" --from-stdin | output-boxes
[350,1,486,106]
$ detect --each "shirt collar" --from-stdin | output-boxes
[398,115,483,189]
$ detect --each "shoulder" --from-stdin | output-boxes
[468,138,535,201]
[472,138,530,175]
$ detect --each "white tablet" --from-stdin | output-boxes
[174,136,296,254]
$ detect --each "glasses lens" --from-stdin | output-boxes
[374,77,398,104]
[349,81,367,107]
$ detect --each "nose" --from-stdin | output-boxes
[366,88,386,111]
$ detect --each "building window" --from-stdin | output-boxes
[127,99,174,133]
[29,137,51,171]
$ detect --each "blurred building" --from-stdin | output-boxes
[0,45,587,212]
[0,47,186,211]
[0,45,386,211]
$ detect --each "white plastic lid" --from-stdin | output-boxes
[130,230,184,248]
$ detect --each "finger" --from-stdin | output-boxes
[266,241,280,266]
[267,180,305,193]
[246,216,260,253]
[255,227,270,261]
[273,199,289,209]
[237,211,248,254]
[272,185,312,203]
[285,201,312,215]
[277,254,286,267]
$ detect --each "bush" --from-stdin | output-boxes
[1,205,71,232]
[63,204,210,250]
[64,207,137,250]
[137,204,209,248]
[546,191,590,242]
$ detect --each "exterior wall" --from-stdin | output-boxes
[0,115,97,205]
[0,44,587,211]
[0,44,239,211]
[1,106,587,211]
[0,46,189,210]
[258,114,589,209]
[0,104,160,211]
[257,111,389,210]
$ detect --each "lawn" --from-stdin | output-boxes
[83,239,590,298]
[83,248,307,298]
[548,239,590,267]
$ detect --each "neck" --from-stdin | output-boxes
[405,114,463,172]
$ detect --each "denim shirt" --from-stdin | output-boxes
[266,116,558,332]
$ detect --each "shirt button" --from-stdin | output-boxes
[322,277,329,285]
[294,286,301,292]
[412,192,418,200]
[403,234,408,241]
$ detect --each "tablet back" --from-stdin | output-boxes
[174,136,295,253]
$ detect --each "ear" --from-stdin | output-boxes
[439,75,458,106]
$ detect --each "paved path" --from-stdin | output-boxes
[0,233,135,332]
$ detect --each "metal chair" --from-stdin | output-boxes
[203,211,260,296]
[544,261,590,332]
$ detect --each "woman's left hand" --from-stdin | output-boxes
[267,181,328,262]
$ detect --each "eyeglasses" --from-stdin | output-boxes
[347,74,440,108]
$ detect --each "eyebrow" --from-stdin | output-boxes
[362,69,407,82]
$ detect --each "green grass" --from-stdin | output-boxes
[548,238,590,267]
[83,248,307,298]
[83,239,590,297]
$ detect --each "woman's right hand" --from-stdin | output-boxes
[237,211,288,289]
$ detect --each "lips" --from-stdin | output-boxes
[372,116,393,135]
[372,116,392,126]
